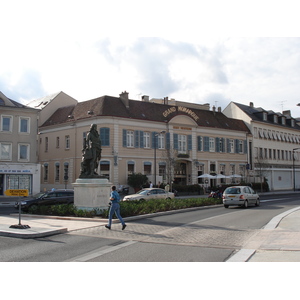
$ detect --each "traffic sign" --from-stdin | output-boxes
[4,189,29,197]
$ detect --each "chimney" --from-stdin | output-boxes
[250,102,254,107]
[142,95,149,102]
[218,107,221,112]
[283,110,291,117]
[119,91,129,108]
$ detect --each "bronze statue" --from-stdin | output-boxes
[79,124,102,178]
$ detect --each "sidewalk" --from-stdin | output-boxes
[1,203,300,262]
[225,206,300,262]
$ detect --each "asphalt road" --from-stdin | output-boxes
[1,193,300,262]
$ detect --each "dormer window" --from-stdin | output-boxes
[291,119,295,127]
[282,117,286,125]
[274,115,278,123]
[263,112,267,121]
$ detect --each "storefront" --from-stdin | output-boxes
[0,164,41,196]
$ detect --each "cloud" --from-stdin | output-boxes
[0,69,46,102]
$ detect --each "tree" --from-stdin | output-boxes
[127,173,148,192]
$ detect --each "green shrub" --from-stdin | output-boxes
[102,197,222,219]
[26,197,222,219]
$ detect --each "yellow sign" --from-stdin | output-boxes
[5,189,29,197]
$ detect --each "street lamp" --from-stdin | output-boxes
[293,148,300,191]
[154,131,166,187]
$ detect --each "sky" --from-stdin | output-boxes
[1,0,300,117]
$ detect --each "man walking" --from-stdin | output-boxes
[105,185,126,230]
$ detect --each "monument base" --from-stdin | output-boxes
[72,178,112,212]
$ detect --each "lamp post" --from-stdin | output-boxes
[154,131,166,187]
[293,148,300,191]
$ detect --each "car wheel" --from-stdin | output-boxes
[224,205,229,208]
[166,197,171,200]
[255,199,260,206]
[243,200,248,208]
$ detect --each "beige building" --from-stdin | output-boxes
[38,92,250,192]
[0,91,40,195]
[223,101,300,190]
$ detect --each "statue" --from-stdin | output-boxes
[79,124,103,178]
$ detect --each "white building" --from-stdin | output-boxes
[223,101,300,191]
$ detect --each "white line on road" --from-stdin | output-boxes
[66,240,137,262]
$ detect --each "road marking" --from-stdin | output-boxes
[226,206,300,262]
[66,240,137,262]
[226,249,256,262]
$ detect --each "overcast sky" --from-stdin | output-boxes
[1,1,300,117]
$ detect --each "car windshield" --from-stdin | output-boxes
[225,188,241,194]
[31,192,47,198]
[136,189,151,195]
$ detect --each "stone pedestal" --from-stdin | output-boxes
[72,178,111,211]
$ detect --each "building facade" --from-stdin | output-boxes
[0,92,40,196]
[38,92,250,192]
[223,101,300,191]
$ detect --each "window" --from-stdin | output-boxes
[228,139,234,153]
[159,163,166,179]
[127,131,134,147]
[274,115,278,123]
[209,137,215,152]
[56,137,60,148]
[158,133,165,149]
[100,127,110,146]
[219,138,225,152]
[100,161,110,180]
[1,115,12,132]
[19,117,30,133]
[178,135,187,152]
[55,163,60,181]
[144,132,150,148]
[238,140,243,153]
[127,161,134,175]
[44,164,49,181]
[18,144,29,161]
[65,135,70,149]
[263,112,267,121]
[64,163,69,181]
[0,142,12,160]
[143,162,151,175]
[197,136,203,151]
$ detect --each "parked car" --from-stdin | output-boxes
[14,189,74,211]
[222,186,260,208]
[123,188,175,201]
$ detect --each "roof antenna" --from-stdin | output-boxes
[280,100,287,112]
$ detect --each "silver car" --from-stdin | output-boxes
[123,188,175,201]
[222,186,260,208]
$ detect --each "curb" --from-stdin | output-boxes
[226,205,300,262]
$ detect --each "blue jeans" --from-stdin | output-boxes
[108,202,125,227]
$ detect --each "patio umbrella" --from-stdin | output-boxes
[214,174,227,179]
[197,173,215,178]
